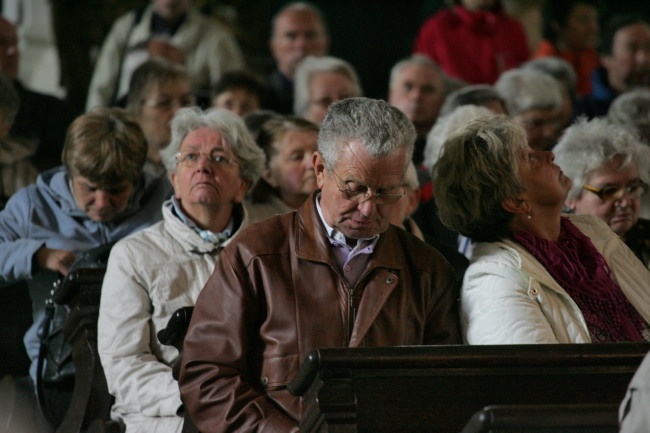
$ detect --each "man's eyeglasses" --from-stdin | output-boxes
[175,150,237,168]
[331,170,405,205]
[582,179,648,202]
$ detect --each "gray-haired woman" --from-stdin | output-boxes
[433,114,650,345]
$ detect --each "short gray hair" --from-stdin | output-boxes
[439,84,504,117]
[495,68,563,116]
[521,57,578,103]
[271,1,329,39]
[389,54,440,89]
[423,104,495,172]
[608,89,650,142]
[318,97,415,171]
[161,107,266,185]
[293,55,362,117]
[432,115,528,242]
[553,117,650,200]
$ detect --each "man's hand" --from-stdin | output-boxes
[35,247,76,276]
[147,39,185,64]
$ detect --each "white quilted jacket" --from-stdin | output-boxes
[462,214,650,344]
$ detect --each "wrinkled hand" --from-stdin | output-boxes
[35,247,76,277]
[147,39,185,64]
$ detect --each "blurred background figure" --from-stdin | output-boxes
[247,115,318,222]
[439,84,507,117]
[267,2,329,115]
[211,70,266,117]
[522,56,579,132]
[0,15,75,173]
[495,67,564,151]
[413,0,529,84]
[86,0,244,110]
[293,55,361,125]
[533,0,600,96]
[126,57,194,177]
[388,55,446,166]
[577,15,650,118]
[554,117,650,268]
[0,72,37,209]
[608,89,650,144]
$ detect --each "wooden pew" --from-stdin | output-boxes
[288,343,650,433]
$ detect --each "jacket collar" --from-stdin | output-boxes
[294,191,405,272]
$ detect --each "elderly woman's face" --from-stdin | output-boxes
[517,147,572,210]
[263,129,318,208]
[170,127,249,218]
[567,157,642,236]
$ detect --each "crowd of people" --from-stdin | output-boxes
[1,0,650,432]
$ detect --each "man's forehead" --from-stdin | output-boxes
[275,8,323,32]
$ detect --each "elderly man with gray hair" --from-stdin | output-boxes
[179,97,461,433]
[293,55,362,124]
[495,68,564,151]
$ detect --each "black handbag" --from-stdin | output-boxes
[36,242,115,426]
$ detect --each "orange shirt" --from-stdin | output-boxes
[534,40,601,96]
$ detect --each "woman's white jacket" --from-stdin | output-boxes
[462,214,650,344]
[97,199,249,433]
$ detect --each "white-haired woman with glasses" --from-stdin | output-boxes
[554,117,650,269]
[97,107,265,433]
[433,114,650,345]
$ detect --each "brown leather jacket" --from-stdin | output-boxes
[180,193,461,433]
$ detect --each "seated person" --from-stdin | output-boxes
[0,72,37,208]
[521,56,579,132]
[0,107,172,426]
[293,55,362,125]
[554,117,650,269]
[179,98,461,433]
[387,161,468,283]
[246,115,318,222]
[125,58,194,177]
[495,68,565,151]
[608,88,650,144]
[98,107,264,433]
[432,114,650,344]
[211,70,266,117]
[439,84,507,117]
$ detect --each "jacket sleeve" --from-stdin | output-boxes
[86,13,132,110]
[97,239,183,417]
[0,189,45,285]
[424,257,462,345]
[461,254,561,344]
[179,249,298,433]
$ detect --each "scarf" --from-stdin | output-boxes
[512,217,647,342]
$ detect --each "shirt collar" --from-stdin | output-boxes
[315,192,379,249]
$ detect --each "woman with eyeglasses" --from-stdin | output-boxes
[554,117,650,269]
[433,114,650,345]
[97,107,265,433]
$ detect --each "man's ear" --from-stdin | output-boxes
[313,151,327,189]
[501,197,528,215]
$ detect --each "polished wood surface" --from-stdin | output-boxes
[289,343,650,433]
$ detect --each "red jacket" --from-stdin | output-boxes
[533,40,600,96]
[413,5,530,84]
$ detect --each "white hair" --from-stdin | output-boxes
[423,104,495,172]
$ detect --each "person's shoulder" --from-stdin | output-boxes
[225,211,296,257]
[566,213,612,235]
